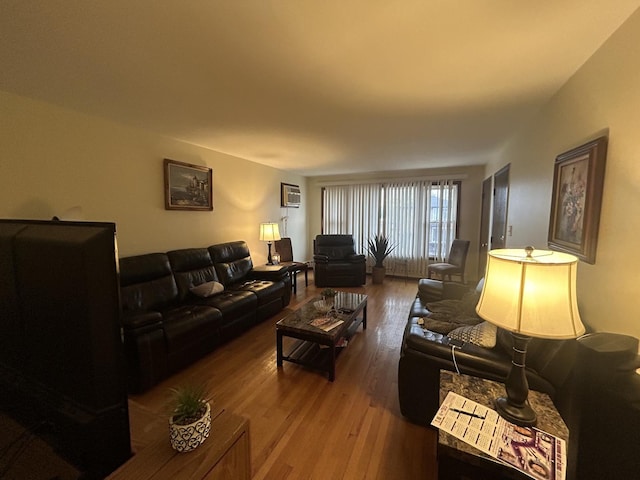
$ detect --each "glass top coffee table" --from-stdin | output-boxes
[276,292,367,381]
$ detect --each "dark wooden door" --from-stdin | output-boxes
[491,164,510,250]
[478,176,492,278]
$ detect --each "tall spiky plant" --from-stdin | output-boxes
[367,235,395,268]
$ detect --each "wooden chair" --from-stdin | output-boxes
[427,239,470,283]
[274,237,308,294]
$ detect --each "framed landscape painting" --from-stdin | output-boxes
[547,136,607,264]
[164,159,213,211]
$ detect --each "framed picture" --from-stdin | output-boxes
[164,159,213,211]
[548,136,607,264]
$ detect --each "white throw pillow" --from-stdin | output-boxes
[448,321,497,348]
[190,281,224,298]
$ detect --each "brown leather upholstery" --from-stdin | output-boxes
[427,239,470,283]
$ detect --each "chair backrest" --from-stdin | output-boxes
[274,237,294,262]
[448,239,470,269]
[314,235,356,259]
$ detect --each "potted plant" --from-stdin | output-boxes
[168,384,211,452]
[367,235,395,284]
[321,287,338,304]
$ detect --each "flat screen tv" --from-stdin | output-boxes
[0,219,131,479]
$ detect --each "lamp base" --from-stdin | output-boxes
[495,396,537,427]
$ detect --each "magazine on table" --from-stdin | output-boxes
[432,392,566,480]
[310,316,344,332]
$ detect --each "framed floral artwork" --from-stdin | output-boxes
[547,136,607,264]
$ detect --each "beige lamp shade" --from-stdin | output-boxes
[476,248,585,339]
[259,222,281,242]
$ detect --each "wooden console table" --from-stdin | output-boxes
[107,405,250,480]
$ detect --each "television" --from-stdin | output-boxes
[0,219,131,479]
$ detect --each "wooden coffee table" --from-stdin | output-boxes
[276,292,367,381]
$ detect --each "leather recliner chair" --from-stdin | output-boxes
[313,234,366,287]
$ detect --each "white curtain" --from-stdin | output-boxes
[322,179,459,277]
[322,184,381,254]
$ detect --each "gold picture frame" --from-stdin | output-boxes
[164,159,213,211]
[547,136,607,264]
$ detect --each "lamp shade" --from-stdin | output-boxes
[259,222,281,242]
[476,248,585,339]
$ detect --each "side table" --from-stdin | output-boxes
[437,371,569,480]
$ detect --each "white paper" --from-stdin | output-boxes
[432,392,566,480]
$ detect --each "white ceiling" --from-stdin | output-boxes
[1,1,639,176]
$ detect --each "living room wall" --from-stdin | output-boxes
[486,8,640,342]
[0,91,307,261]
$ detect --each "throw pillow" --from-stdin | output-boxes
[448,321,497,348]
[190,281,224,298]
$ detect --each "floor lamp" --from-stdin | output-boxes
[475,246,585,426]
[259,222,281,265]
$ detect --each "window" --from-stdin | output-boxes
[322,180,460,277]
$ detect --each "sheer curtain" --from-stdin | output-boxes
[322,180,458,278]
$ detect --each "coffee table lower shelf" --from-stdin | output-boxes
[276,299,366,381]
[280,339,346,375]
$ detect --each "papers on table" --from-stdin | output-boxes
[310,317,344,332]
[432,392,566,480]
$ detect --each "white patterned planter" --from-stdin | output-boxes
[169,402,211,452]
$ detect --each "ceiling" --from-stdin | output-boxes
[1,1,639,176]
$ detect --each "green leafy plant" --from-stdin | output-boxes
[321,287,337,298]
[367,235,395,268]
[169,384,209,425]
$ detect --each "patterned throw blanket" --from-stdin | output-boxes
[422,291,482,334]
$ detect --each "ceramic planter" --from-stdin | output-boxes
[372,266,386,284]
[169,401,211,452]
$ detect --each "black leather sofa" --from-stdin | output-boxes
[119,241,291,393]
[313,234,366,287]
[398,279,579,428]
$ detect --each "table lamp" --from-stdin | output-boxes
[475,246,585,426]
[259,222,281,265]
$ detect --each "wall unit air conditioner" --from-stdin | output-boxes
[281,183,301,208]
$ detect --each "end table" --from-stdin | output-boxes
[437,371,569,480]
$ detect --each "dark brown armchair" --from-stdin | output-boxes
[313,234,366,287]
[427,239,470,283]
[274,237,308,294]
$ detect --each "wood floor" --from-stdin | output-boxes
[129,273,438,480]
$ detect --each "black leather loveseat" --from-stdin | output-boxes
[398,279,579,428]
[119,241,291,393]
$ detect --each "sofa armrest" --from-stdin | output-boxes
[313,254,329,264]
[347,253,366,263]
[247,264,289,282]
[122,311,164,331]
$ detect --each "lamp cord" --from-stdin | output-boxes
[451,345,461,374]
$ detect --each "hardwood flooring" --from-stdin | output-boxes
[129,273,438,479]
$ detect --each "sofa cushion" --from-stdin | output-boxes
[190,281,224,298]
[448,321,497,348]
[209,241,254,285]
[167,248,220,301]
[119,253,179,312]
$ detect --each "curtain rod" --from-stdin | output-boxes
[315,173,468,187]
